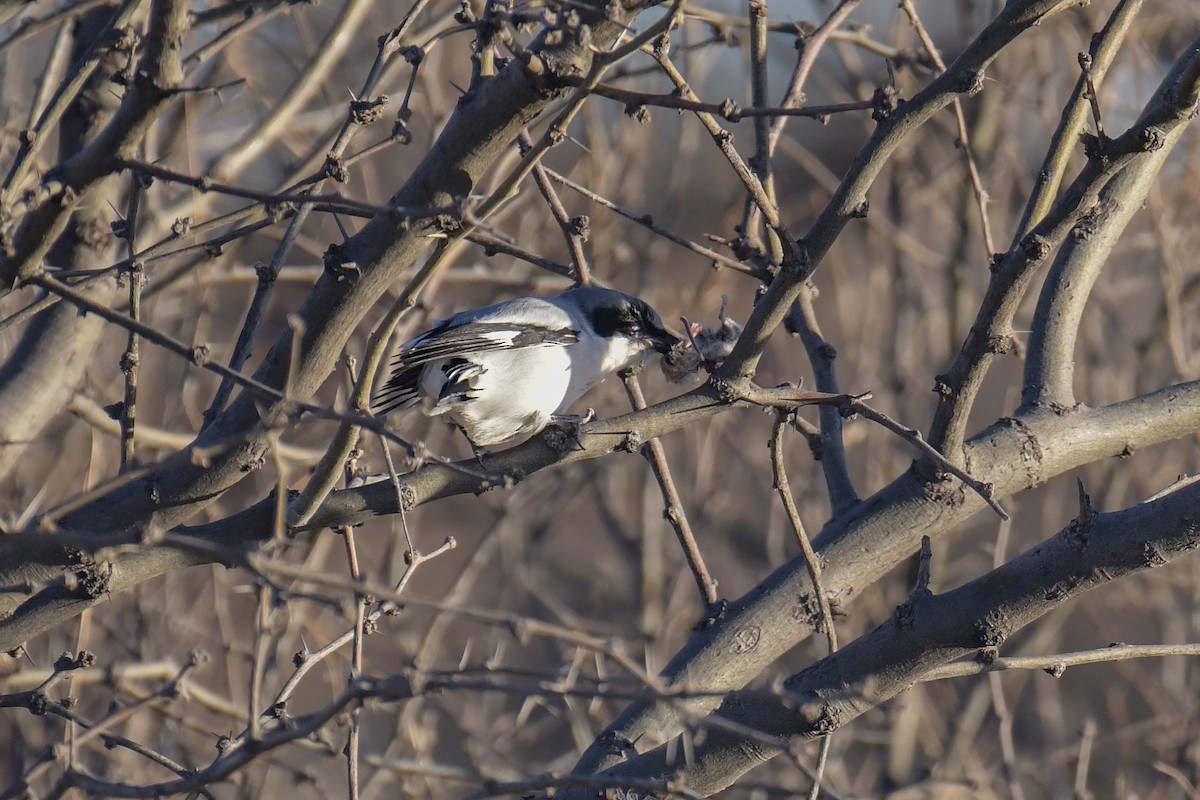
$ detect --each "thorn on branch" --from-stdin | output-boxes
[1076,477,1095,525]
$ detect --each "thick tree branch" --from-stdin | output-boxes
[1021,132,1182,409]
[2,378,1198,666]
[567,379,1200,775]
[591,477,1200,796]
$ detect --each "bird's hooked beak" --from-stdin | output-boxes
[645,325,682,354]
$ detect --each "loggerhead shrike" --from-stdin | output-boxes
[374,286,680,448]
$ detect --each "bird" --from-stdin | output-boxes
[374,286,680,449]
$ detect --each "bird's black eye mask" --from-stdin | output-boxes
[590,301,660,339]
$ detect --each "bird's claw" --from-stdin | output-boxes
[544,409,594,453]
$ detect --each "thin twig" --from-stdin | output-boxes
[623,370,718,609]
[653,50,797,247]
[4,654,209,799]
[117,158,411,219]
[119,167,145,472]
[1011,0,1142,242]
[252,538,457,716]
[920,639,1200,682]
[985,516,1025,800]
[769,414,838,800]
[464,228,576,278]
[339,524,366,800]
[786,286,858,513]
[737,383,1008,519]
[521,130,591,284]
[899,0,996,256]
[33,273,287,402]
[542,166,760,276]
[568,76,876,121]
[744,0,782,264]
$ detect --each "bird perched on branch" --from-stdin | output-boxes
[374,286,680,449]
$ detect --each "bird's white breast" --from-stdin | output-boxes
[420,345,577,446]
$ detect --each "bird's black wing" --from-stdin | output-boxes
[373,321,579,414]
[393,322,579,369]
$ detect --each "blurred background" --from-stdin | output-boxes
[2,0,1199,797]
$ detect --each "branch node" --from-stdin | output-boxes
[1019,233,1051,262]
[1139,126,1166,152]
[975,611,1008,648]
[323,153,349,183]
[871,84,898,120]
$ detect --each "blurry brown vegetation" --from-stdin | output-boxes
[2,0,1200,797]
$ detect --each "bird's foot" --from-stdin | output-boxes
[453,425,491,466]
[544,409,594,453]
